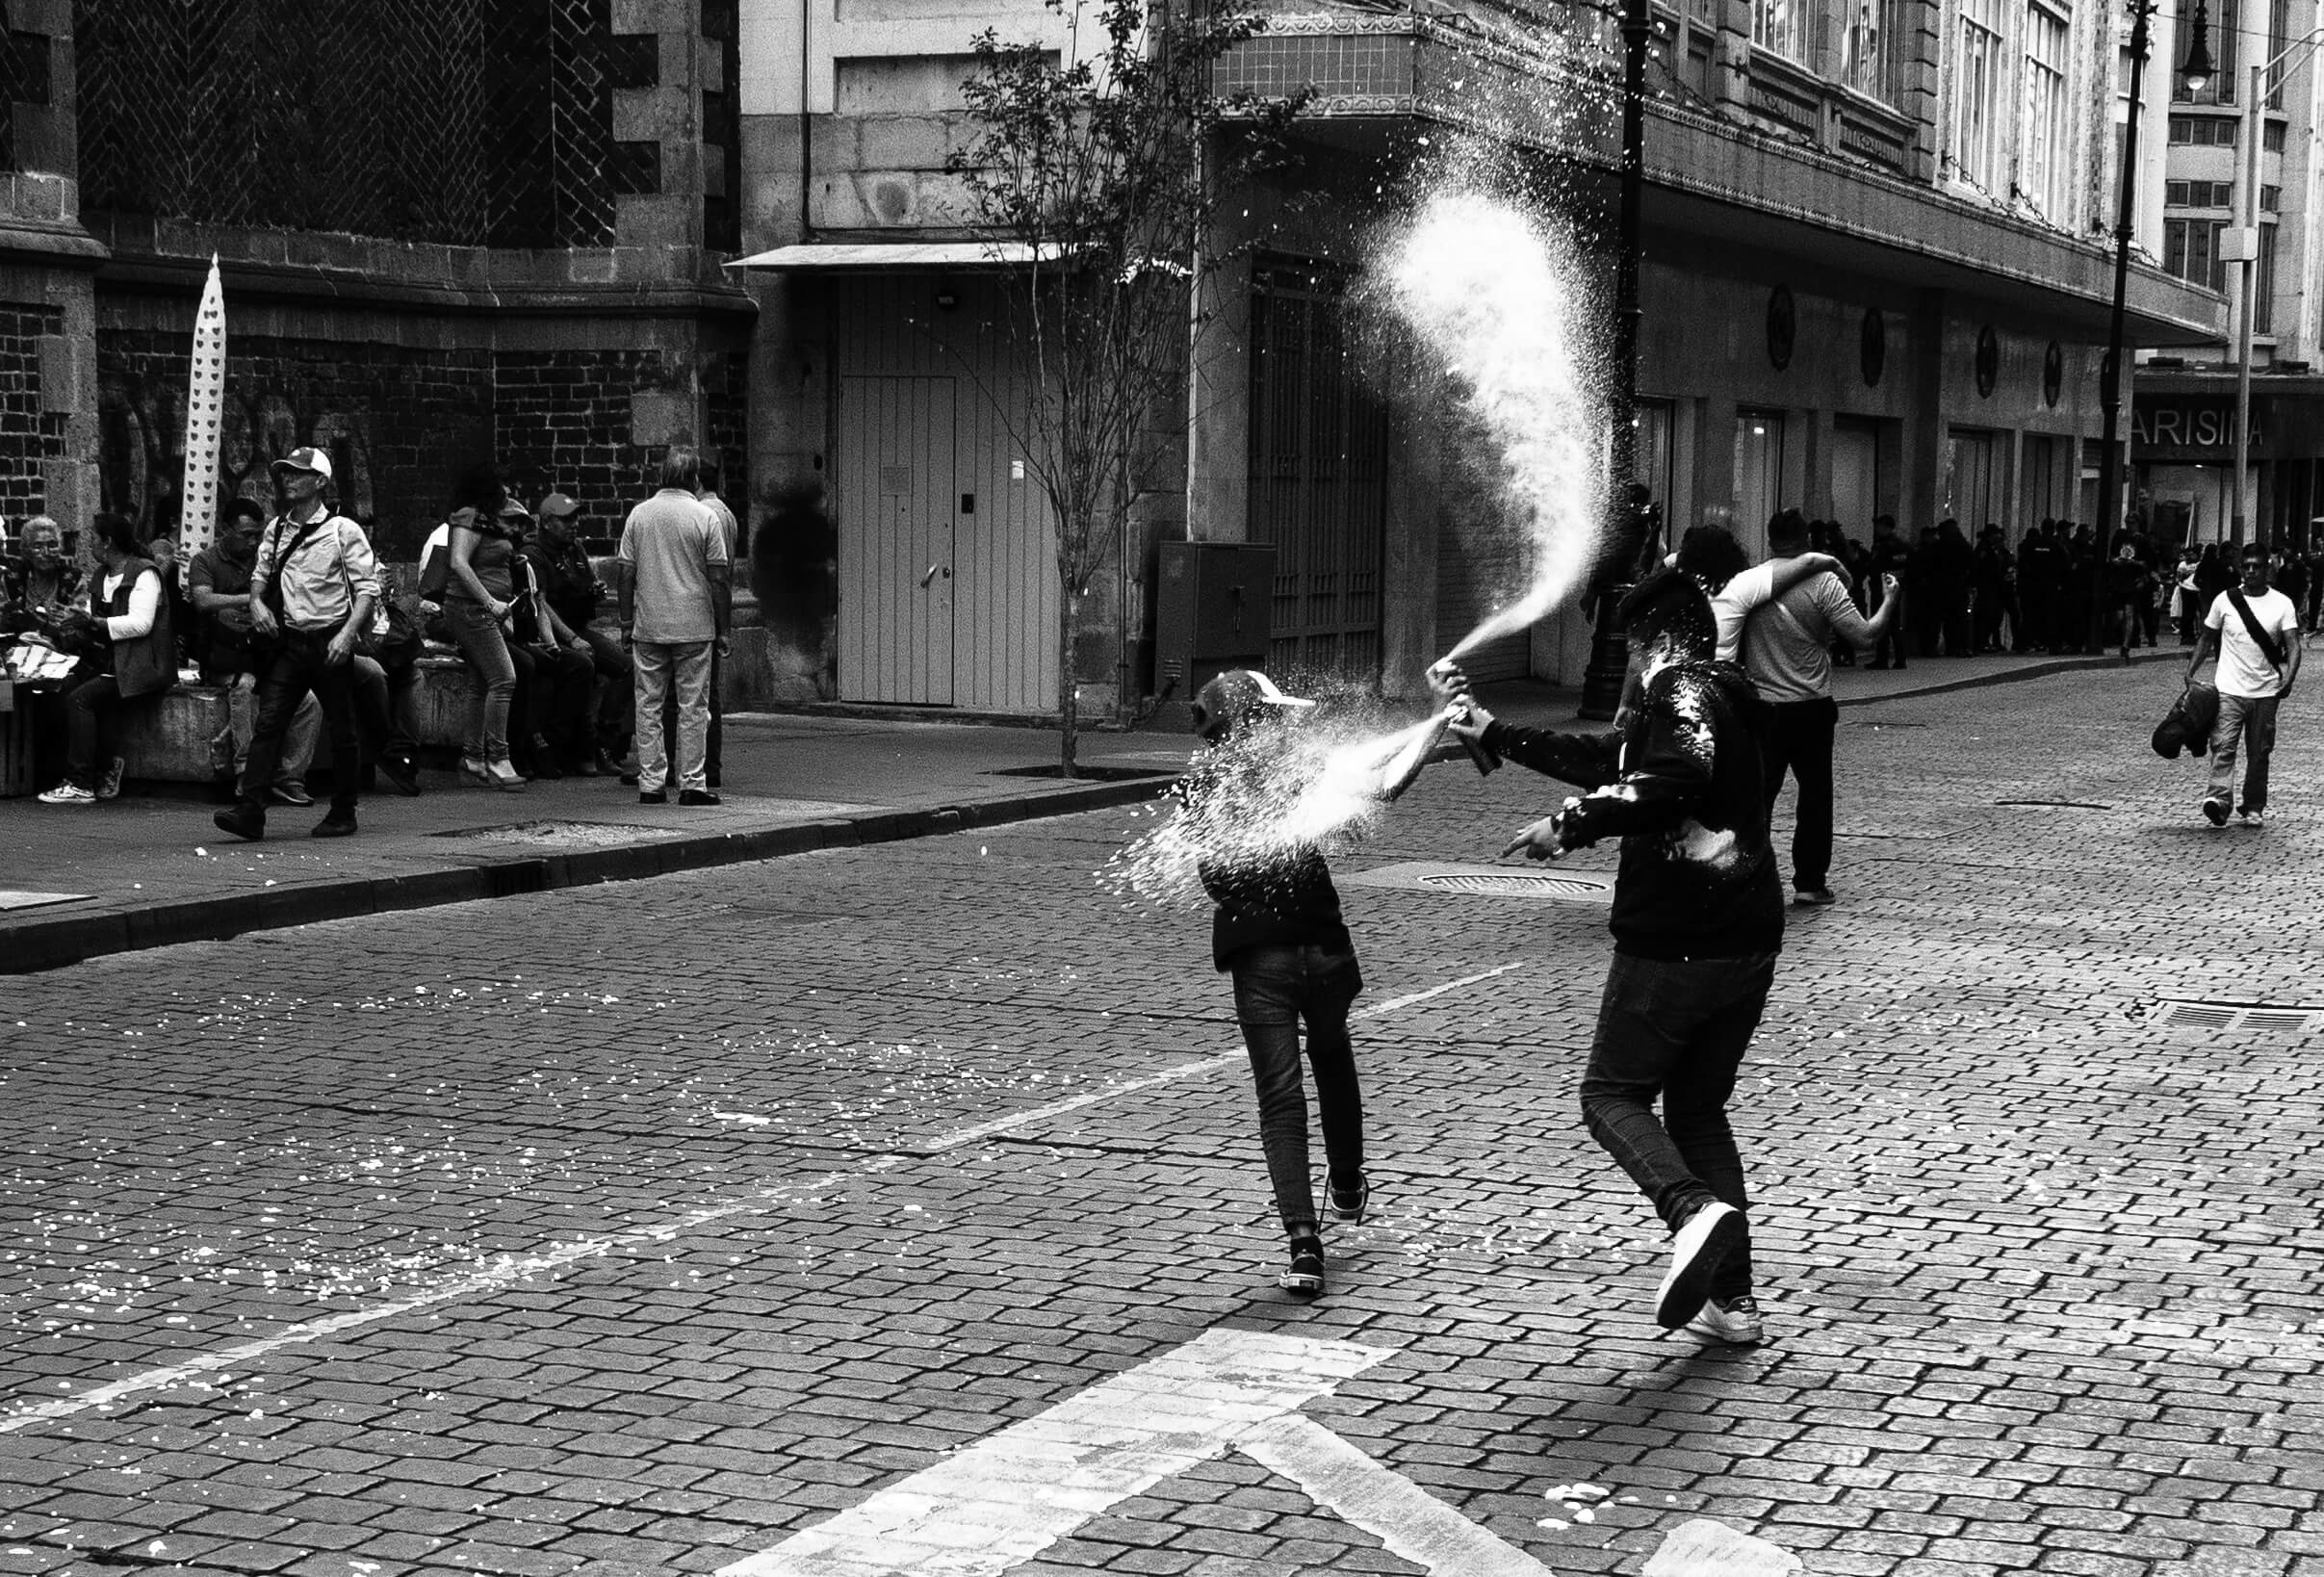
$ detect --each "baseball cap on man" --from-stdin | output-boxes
[269,446,333,481]
[536,493,580,519]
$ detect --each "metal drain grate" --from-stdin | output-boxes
[1420,871,1610,899]
[2150,998,2324,1036]
[1995,799,2111,810]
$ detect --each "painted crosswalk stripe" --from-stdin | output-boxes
[715,1328,1394,1577]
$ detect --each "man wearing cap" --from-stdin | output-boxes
[532,491,629,774]
[617,444,730,806]
[212,446,381,841]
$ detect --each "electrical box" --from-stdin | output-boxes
[1154,541,1275,701]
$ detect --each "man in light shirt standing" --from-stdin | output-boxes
[619,445,731,806]
[1740,510,1900,907]
[2188,541,2302,828]
[212,448,380,842]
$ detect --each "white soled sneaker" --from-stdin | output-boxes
[1655,1201,1744,1329]
[1686,1294,1764,1345]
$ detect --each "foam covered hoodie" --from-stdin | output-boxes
[1483,659,1784,960]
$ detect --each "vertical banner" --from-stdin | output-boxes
[180,255,227,556]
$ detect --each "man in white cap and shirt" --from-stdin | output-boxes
[212,446,382,841]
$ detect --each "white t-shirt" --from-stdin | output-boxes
[2205,585,2300,698]
[1710,562,1785,663]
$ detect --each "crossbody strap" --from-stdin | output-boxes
[2225,588,2286,671]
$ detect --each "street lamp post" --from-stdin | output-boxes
[2098,0,2213,547]
[2225,30,2324,549]
[1578,0,1655,721]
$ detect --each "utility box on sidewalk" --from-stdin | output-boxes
[1153,542,1275,706]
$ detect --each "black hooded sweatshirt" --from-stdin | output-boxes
[1482,659,1785,961]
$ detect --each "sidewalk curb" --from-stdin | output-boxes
[2,776,1170,974]
[1835,648,2183,708]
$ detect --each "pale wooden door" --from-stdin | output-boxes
[839,375,957,705]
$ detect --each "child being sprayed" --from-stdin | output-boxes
[1182,669,1456,1298]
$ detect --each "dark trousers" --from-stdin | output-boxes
[1228,942,1364,1237]
[1581,950,1776,1303]
[2180,589,2204,644]
[63,672,145,788]
[1761,696,1837,892]
[510,642,594,761]
[578,626,633,754]
[1873,606,1907,667]
[238,631,360,816]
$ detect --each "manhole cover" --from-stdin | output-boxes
[1994,799,2112,810]
[1340,861,1614,903]
[2150,998,2324,1036]
[433,820,685,848]
[1419,871,1608,898]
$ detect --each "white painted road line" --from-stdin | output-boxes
[716,1329,1395,1577]
[0,961,1529,1435]
[1233,1411,1558,1577]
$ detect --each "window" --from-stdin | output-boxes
[2261,184,2281,211]
[2168,115,2237,144]
[2264,120,2286,151]
[2168,181,2238,208]
[1843,0,1892,97]
[2164,218,2228,290]
[1734,411,1788,547]
[2258,224,2279,333]
[1945,429,1998,530]
[1754,0,1808,63]
[1952,0,2006,191]
[2020,5,2070,217]
[2177,0,2239,101]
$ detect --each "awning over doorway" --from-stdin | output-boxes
[728,241,1046,271]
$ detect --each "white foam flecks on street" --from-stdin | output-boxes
[1642,1518,1803,1576]
[717,1329,1394,1577]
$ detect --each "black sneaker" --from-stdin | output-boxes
[1655,1201,1744,1329]
[310,813,358,839]
[212,804,265,841]
[375,754,423,797]
[679,788,721,807]
[1279,1236,1325,1298]
[1329,1175,1370,1225]
[2203,797,2231,827]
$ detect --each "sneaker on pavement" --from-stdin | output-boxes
[679,788,721,807]
[212,803,265,841]
[375,754,423,797]
[310,813,358,839]
[96,758,125,801]
[1329,1174,1370,1225]
[1655,1201,1744,1330]
[1278,1236,1326,1298]
[37,781,96,805]
[269,782,315,807]
[1685,1294,1764,1346]
[1793,887,1837,907]
[2240,808,2265,827]
[2204,798,2231,826]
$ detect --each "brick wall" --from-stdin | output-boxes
[0,299,69,523]
[97,328,496,560]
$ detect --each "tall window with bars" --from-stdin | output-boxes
[2164,217,2228,291]
[1843,0,1893,97]
[2019,4,2070,218]
[1755,0,1809,65]
[1952,0,2008,192]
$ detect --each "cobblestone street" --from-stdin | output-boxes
[4,663,2321,1577]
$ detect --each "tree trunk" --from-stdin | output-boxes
[1058,577,1081,778]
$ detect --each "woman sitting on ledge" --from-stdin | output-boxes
[37,512,177,806]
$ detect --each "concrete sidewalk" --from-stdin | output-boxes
[0,713,1187,972]
[0,643,2192,972]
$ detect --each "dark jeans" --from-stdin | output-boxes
[1581,950,1776,1303]
[1228,943,1364,1237]
[1873,608,1907,667]
[1761,696,1837,892]
[238,630,361,816]
[63,672,153,788]
[578,625,633,754]
[510,641,594,760]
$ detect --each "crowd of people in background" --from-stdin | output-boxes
[0,441,760,835]
[1765,513,2324,666]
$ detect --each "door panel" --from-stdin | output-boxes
[839,375,956,705]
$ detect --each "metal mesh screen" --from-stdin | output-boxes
[76,0,618,247]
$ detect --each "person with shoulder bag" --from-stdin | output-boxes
[35,512,177,805]
[2187,541,2303,828]
[210,447,380,841]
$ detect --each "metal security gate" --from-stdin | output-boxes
[1249,261,1387,681]
[838,375,956,705]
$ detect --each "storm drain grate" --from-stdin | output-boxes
[1340,861,1614,903]
[1420,871,1611,899]
[2149,998,2324,1036]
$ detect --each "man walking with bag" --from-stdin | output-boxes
[2189,542,2301,827]
[212,448,380,841]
